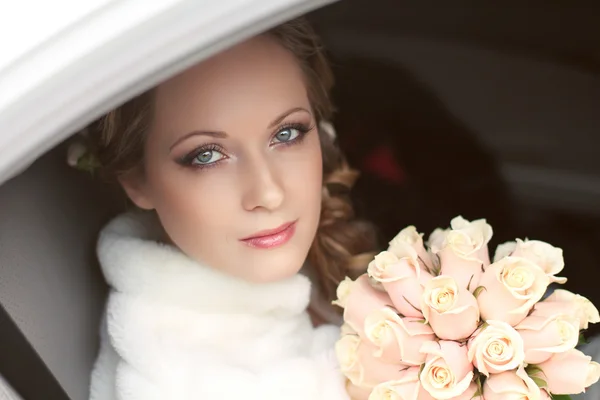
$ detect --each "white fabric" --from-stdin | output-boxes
[89,211,349,400]
[0,375,23,400]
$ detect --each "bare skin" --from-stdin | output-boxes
[120,35,323,283]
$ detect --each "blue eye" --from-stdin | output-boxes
[191,149,225,165]
[272,127,301,144]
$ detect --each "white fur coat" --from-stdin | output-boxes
[89,212,349,400]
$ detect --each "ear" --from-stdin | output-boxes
[118,172,155,210]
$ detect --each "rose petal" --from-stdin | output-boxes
[467,320,525,376]
[538,349,600,395]
[477,257,550,326]
[420,340,474,400]
[363,307,435,365]
[516,314,579,364]
[421,276,480,340]
[388,226,434,273]
[344,274,393,335]
[484,366,540,400]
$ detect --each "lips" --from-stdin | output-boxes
[240,220,297,249]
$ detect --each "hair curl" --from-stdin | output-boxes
[85,17,379,307]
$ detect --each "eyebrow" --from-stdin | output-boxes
[268,107,310,128]
[169,107,311,151]
[169,130,227,151]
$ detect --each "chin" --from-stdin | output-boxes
[241,249,307,284]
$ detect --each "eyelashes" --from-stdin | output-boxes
[177,121,314,170]
[178,143,226,169]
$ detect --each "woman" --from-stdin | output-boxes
[73,17,378,399]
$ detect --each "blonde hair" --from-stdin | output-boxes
[86,17,378,304]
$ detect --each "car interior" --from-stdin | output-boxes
[1,2,599,399]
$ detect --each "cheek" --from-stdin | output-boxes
[286,137,323,208]
[145,161,239,246]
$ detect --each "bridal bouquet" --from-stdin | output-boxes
[334,216,600,400]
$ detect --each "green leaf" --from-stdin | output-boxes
[472,373,484,399]
[525,365,544,377]
[418,363,426,376]
[551,395,572,400]
[467,275,475,291]
[578,332,588,346]
[473,286,487,299]
[531,376,548,389]
[478,321,489,331]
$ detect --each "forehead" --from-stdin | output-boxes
[151,35,309,133]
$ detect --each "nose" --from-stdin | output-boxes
[241,154,284,212]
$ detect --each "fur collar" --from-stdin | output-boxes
[90,211,350,400]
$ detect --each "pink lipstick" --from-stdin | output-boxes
[240,220,297,249]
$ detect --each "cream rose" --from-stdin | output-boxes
[368,250,433,318]
[539,289,600,330]
[536,349,600,395]
[467,320,525,376]
[493,241,516,262]
[495,239,567,283]
[483,365,541,400]
[335,334,411,389]
[435,217,493,289]
[364,307,435,365]
[342,274,393,335]
[516,313,579,364]
[428,227,449,254]
[477,256,550,326]
[368,367,434,400]
[419,340,474,400]
[439,216,493,263]
[420,276,480,340]
[336,334,364,387]
[333,276,356,308]
[388,226,434,273]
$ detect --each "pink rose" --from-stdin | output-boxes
[420,276,480,340]
[495,239,567,284]
[342,274,393,335]
[516,313,579,364]
[435,217,493,290]
[539,289,600,330]
[367,250,433,318]
[536,349,600,395]
[419,340,474,400]
[467,320,525,376]
[448,383,482,400]
[477,256,550,326]
[483,365,541,400]
[368,367,434,400]
[363,306,435,365]
[388,226,435,274]
[438,247,485,291]
[336,334,411,389]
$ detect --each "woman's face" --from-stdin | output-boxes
[122,35,323,283]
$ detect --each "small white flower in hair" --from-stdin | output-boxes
[67,142,87,167]
[319,120,336,140]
